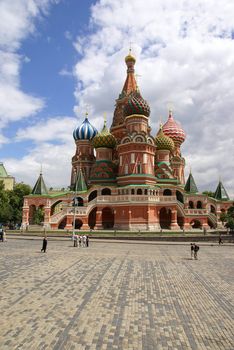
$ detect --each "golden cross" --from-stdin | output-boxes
[167,101,174,114]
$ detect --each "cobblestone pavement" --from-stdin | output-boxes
[0,239,233,350]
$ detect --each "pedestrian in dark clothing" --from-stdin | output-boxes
[0,229,3,242]
[41,237,47,253]
[190,243,195,259]
[219,235,223,245]
[194,244,199,260]
[86,235,89,247]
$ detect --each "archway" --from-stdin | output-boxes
[176,190,184,203]
[58,217,67,229]
[208,218,216,229]
[51,200,63,215]
[88,207,97,229]
[72,219,83,229]
[163,189,172,196]
[29,205,36,224]
[159,207,172,229]
[197,201,202,209]
[101,188,111,195]
[190,220,202,229]
[88,190,97,202]
[73,197,84,207]
[137,188,142,195]
[102,207,114,229]
[210,205,216,214]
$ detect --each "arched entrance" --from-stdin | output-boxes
[58,217,67,229]
[29,205,36,224]
[88,208,97,229]
[190,220,202,229]
[73,219,83,229]
[159,207,172,229]
[102,207,114,229]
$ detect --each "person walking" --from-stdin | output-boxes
[190,243,195,259]
[218,235,223,245]
[0,228,3,242]
[41,237,48,253]
[194,244,200,260]
[73,234,78,247]
[3,229,7,242]
[86,235,89,248]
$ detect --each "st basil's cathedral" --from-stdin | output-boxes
[22,52,232,231]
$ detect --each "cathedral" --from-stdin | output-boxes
[22,52,232,231]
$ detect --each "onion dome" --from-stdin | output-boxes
[125,51,136,64]
[162,110,186,146]
[124,92,150,117]
[92,120,117,149]
[73,115,98,141]
[155,126,174,152]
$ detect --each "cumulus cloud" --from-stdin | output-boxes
[3,141,73,188]
[72,0,234,196]
[0,0,57,135]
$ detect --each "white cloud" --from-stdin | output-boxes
[72,0,234,197]
[0,0,57,136]
[15,116,77,143]
[3,141,73,188]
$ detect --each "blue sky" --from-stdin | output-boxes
[0,0,233,197]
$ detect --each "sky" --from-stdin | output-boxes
[0,0,233,197]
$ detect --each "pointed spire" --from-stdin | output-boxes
[184,172,198,193]
[74,168,87,193]
[214,180,229,200]
[32,172,48,195]
[121,50,137,96]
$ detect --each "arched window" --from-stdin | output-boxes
[210,205,216,214]
[101,188,111,195]
[88,190,97,202]
[197,201,202,209]
[131,189,135,195]
[144,189,147,195]
[163,189,172,196]
[137,163,142,174]
[189,201,194,209]
[176,191,184,203]
[137,188,142,195]
[73,197,84,207]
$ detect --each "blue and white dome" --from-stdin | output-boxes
[73,117,98,141]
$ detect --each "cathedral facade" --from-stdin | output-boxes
[22,53,232,231]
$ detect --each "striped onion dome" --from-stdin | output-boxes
[73,116,98,141]
[92,121,117,149]
[124,91,150,118]
[162,111,186,146]
[155,126,174,152]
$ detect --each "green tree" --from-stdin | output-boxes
[33,207,44,225]
[0,182,31,226]
[221,205,234,232]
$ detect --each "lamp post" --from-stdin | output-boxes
[72,170,80,238]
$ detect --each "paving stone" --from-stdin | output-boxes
[0,239,233,349]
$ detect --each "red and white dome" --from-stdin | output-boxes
[162,111,186,146]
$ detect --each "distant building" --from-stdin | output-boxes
[22,53,232,230]
[0,163,15,190]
